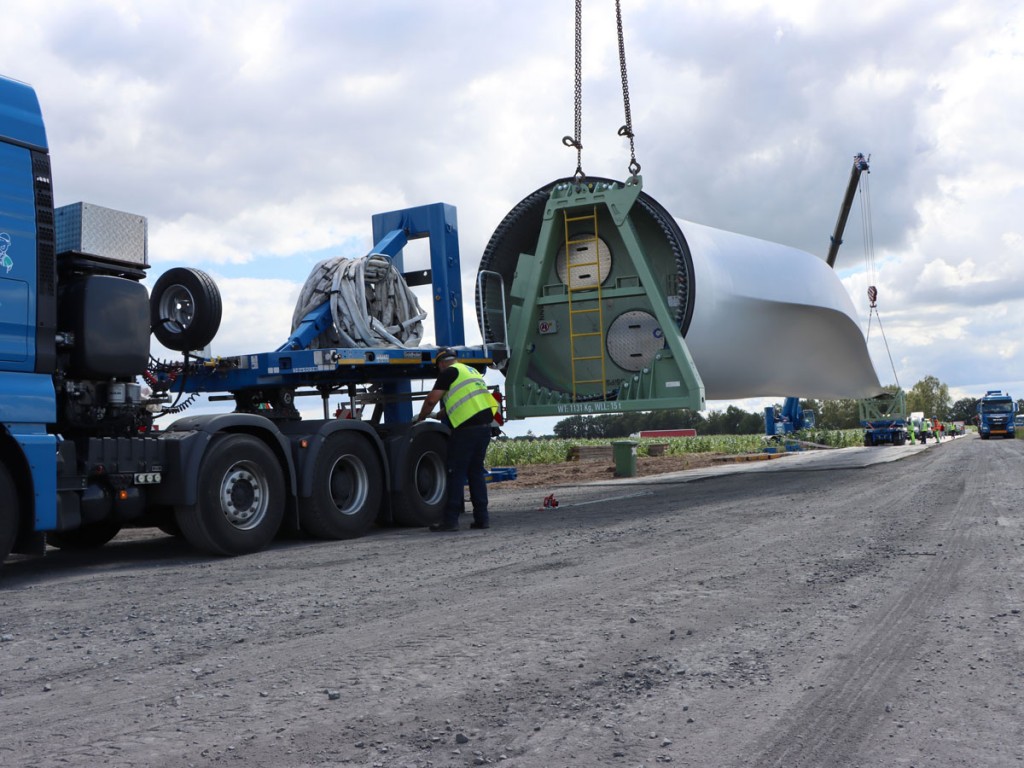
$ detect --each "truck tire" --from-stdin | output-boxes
[391,430,447,527]
[0,464,17,564]
[175,433,285,556]
[299,432,382,540]
[47,521,122,550]
[150,267,222,352]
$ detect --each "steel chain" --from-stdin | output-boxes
[562,0,641,183]
[561,0,585,183]
[615,0,641,180]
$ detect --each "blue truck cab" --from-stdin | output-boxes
[977,390,1016,439]
[0,75,54,374]
[0,76,61,559]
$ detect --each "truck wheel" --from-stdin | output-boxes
[150,267,222,352]
[47,521,122,550]
[391,430,447,527]
[176,433,285,556]
[0,464,18,564]
[299,432,383,540]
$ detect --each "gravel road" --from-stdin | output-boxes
[1,434,1022,767]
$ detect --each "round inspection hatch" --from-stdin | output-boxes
[555,235,612,289]
[607,310,664,372]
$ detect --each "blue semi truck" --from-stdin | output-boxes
[0,74,504,565]
[977,390,1016,439]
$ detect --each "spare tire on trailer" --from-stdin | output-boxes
[150,267,223,352]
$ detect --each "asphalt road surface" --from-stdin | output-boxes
[1,433,1021,767]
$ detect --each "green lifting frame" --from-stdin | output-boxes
[858,388,907,423]
[503,178,705,420]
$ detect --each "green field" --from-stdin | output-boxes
[486,430,865,466]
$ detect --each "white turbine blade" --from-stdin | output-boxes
[679,219,883,400]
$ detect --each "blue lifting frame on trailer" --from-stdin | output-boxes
[176,202,491,424]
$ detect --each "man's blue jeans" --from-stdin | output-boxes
[443,424,492,528]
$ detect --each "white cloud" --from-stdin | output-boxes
[4,0,1023,435]
[210,276,301,355]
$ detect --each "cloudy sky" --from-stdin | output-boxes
[4,0,1022,434]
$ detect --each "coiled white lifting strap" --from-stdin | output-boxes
[292,253,427,348]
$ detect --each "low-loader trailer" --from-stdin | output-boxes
[0,75,500,564]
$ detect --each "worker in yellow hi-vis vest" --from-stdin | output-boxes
[416,347,498,532]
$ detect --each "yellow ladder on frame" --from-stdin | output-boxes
[563,207,607,401]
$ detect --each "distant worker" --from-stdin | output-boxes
[907,419,916,445]
[936,420,944,443]
[416,347,499,532]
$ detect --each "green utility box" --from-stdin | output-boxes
[612,440,638,478]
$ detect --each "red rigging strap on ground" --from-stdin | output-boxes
[477,177,883,410]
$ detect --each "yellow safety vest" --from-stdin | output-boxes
[442,363,498,428]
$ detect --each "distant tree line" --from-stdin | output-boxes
[550,375,1008,438]
[552,405,763,439]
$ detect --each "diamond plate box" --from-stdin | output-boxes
[55,202,148,266]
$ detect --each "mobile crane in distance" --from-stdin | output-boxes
[0,74,502,565]
[764,153,872,439]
